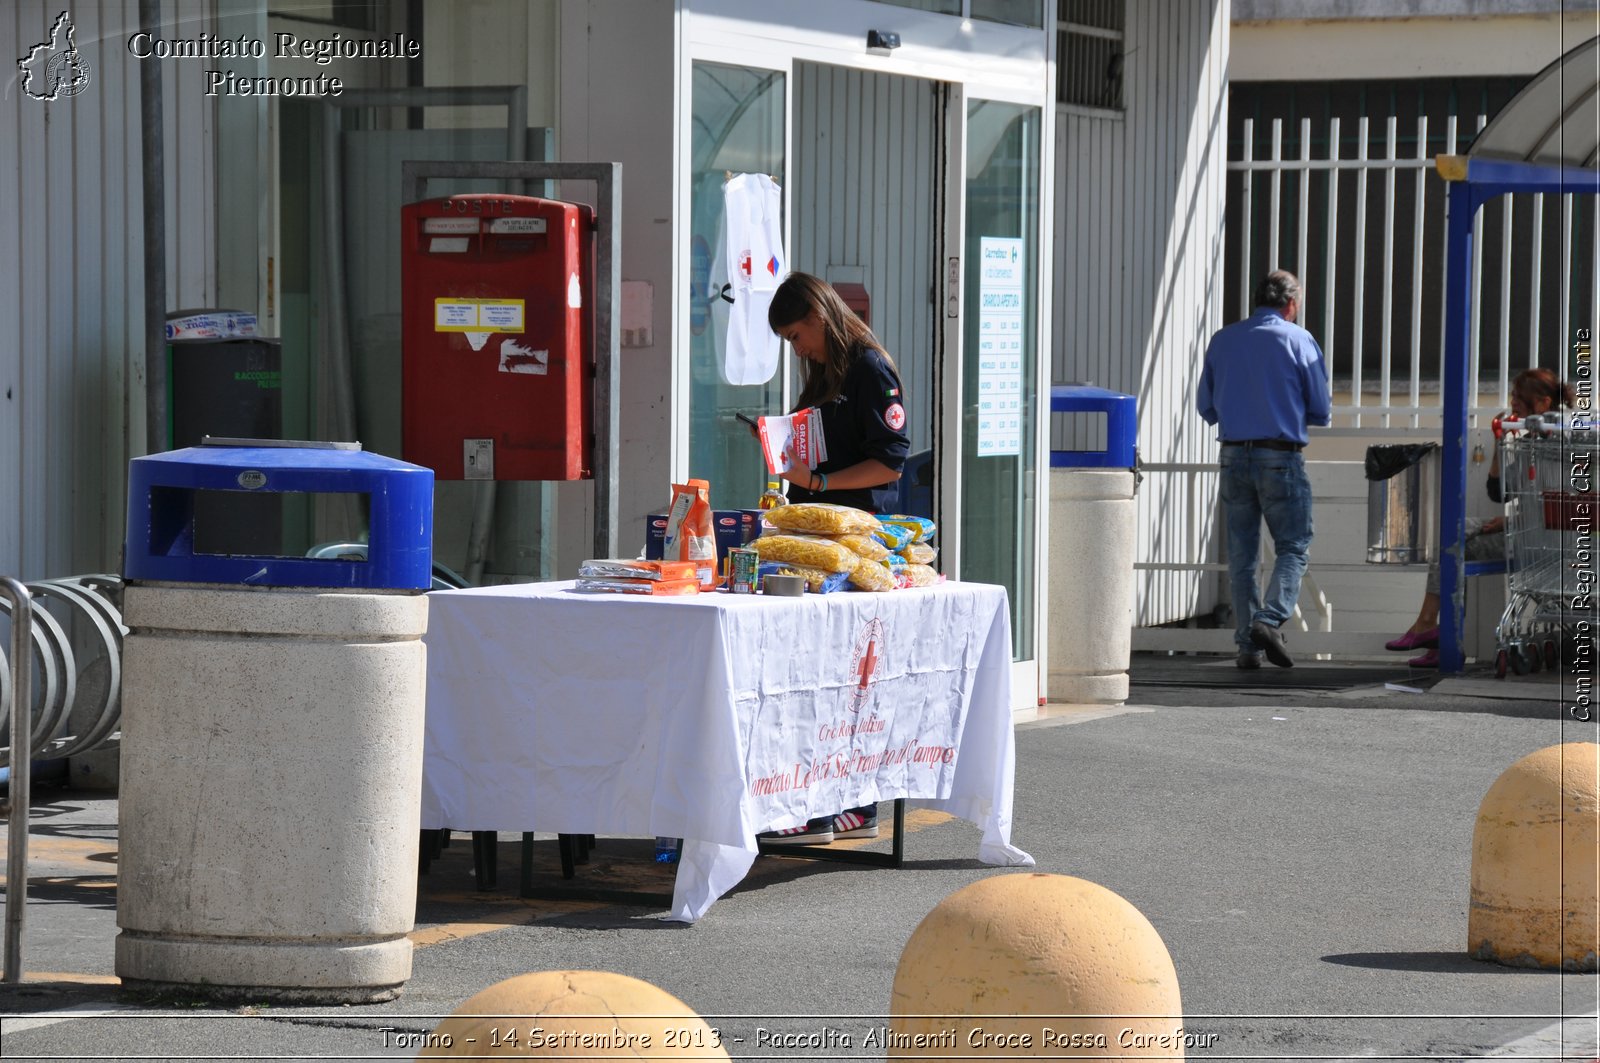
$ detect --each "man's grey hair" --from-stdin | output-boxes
[1254,270,1301,310]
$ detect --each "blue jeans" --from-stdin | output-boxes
[1220,446,1314,652]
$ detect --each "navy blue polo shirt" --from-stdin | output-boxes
[788,346,911,513]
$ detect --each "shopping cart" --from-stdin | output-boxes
[1491,415,1599,677]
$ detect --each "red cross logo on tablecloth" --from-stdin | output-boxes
[849,618,885,714]
[858,640,877,690]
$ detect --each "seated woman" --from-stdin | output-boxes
[1387,367,1575,667]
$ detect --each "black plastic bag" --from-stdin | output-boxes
[1365,442,1439,481]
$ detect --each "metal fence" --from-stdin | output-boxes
[1133,104,1600,646]
[1,574,124,768]
[1228,112,1600,427]
[0,573,124,983]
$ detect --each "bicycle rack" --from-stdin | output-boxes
[0,573,127,983]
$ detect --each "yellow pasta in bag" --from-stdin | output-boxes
[900,541,937,566]
[834,533,890,561]
[763,502,880,536]
[752,533,858,573]
[759,561,847,593]
[848,553,898,592]
[870,522,914,551]
[905,563,941,587]
[876,513,937,543]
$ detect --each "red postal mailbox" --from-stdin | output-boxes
[401,194,595,480]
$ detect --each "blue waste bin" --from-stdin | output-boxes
[124,439,433,589]
[1048,385,1138,705]
[117,439,435,1003]
[1049,385,1137,470]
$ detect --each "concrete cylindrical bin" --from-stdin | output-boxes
[115,439,433,1003]
[1048,386,1137,705]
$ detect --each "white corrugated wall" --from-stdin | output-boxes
[1052,0,1229,626]
[791,62,939,458]
[0,0,216,581]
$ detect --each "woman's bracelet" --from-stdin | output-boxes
[815,472,828,493]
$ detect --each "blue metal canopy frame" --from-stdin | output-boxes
[1437,154,1600,672]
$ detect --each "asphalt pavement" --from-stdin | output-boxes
[0,656,1596,1061]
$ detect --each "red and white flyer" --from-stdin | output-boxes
[757,407,827,475]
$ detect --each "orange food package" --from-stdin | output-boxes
[645,577,702,595]
[662,479,717,588]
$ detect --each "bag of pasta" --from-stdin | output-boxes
[899,541,937,566]
[876,513,937,544]
[904,563,942,587]
[871,522,916,551]
[752,533,858,573]
[847,553,898,592]
[757,560,850,593]
[763,502,879,537]
[833,533,890,562]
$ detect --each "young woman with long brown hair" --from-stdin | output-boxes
[764,272,910,514]
[755,272,911,845]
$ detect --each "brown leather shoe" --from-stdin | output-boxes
[1250,621,1294,668]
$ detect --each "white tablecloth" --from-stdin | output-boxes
[420,580,1033,921]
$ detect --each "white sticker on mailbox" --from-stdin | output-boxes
[478,300,526,331]
[499,339,548,374]
[488,217,547,234]
[435,300,478,330]
[423,217,481,235]
[434,298,525,334]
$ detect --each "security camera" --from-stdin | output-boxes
[867,29,901,55]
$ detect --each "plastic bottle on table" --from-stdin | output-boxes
[756,480,787,539]
[654,836,681,863]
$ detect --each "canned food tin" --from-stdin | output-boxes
[728,547,759,594]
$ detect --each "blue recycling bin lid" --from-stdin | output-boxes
[125,439,434,590]
[1049,385,1137,469]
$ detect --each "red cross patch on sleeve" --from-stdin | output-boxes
[885,403,906,430]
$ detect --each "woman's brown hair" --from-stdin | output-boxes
[768,272,901,409]
[1512,367,1575,411]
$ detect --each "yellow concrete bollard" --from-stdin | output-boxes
[417,970,732,1059]
[1469,742,1599,971]
[889,873,1195,1059]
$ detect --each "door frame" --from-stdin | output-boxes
[675,0,1054,710]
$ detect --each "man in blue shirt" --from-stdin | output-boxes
[1197,270,1331,669]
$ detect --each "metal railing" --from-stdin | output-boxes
[1230,113,1597,428]
[0,576,125,766]
[1134,460,1334,647]
[2,577,30,983]
[0,574,127,982]
[1136,110,1599,648]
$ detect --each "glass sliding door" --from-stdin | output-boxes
[961,100,1041,659]
[688,62,786,512]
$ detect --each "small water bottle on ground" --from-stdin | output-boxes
[654,836,681,863]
